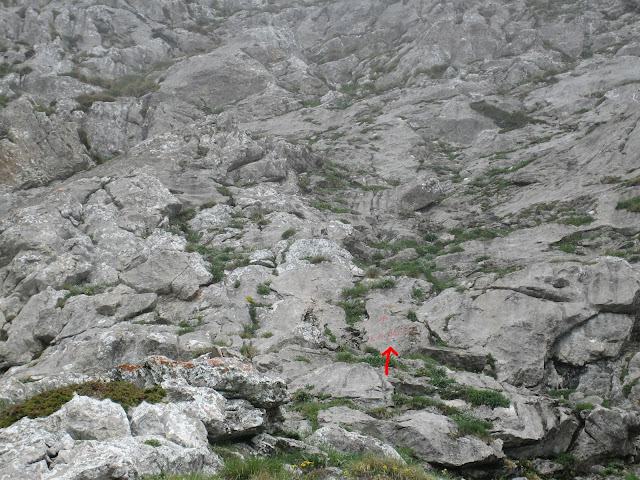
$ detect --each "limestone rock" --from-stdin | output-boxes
[552,313,634,366]
[114,355,289,408]
[491,394,578,458]
[51,395,131,441]
[119,251,212,300]
[307,426,404,462]
[291,363,393,408]
[570,408,640,468]
[129,401,209,448]
[391,411,504,467]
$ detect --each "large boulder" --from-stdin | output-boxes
[419,288,595,387]
[390,411,504,467]
[50,395,131,441]
[129,402,209,448]
[570,408,640,468]
[491,394,578,458]
[306,425,404,462]
[0,397,222,480]
[119,251,212,300]
[552,313,634,366]
[290,363,394,408]
[46,435,222,479]
[114,355,289,408]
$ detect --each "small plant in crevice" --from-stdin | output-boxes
[239,341,258,359]
[256,282,271,295]
[281,228,296,239]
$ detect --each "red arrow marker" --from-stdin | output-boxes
[381,347,398,375]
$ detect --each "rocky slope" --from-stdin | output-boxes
[1,0,640,478]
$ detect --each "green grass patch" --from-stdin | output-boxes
[216,186,233,197]
[281,228,296,239]
[451,413,493,440]
[290,391,358,430]
[573,402,595,415]
[616,196,640,213]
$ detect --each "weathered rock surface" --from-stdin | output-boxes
[0,396,223,480]
[306,425,404,462]
[570,408,640,467]
[390,411,504,467]
[291,363,393,407]
[115,355,289,408]
[1,0,640,477]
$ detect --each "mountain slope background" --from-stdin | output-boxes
[1,0,640,478]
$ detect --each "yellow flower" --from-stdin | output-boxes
[382,465,388,470]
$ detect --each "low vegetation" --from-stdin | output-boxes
[470,101,540,132]
[148,451,448,480]
[66,71,159,112]
[0,382,165,428]
[616,196,640,213]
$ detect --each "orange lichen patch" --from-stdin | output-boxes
[117,364,143,372]
[205,358,230,367]
[148,356,195,369]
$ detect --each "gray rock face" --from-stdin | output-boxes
[552,312,634,366]
[0,396,222,480]
[1,0,640,476]
[570,408,640,467]
[421,256,640,388]
[114,355,289,408]
[119,251,212,300]
[291,363,393,407]
[492,394,579,458]
[306,425,404,462]
[129,401,209,448]
[50,394,131,441]
[391,411,504,467]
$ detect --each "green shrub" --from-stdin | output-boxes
[336,352,356,363]
[370,278,396,289]
[452,413,493,440]
[281,228,296,239]
[216,186,233,197]
[74,91,117,112]
[144,439,162,447]
[547,388,576,398]
[335,299,367,325]
[341,284,369,298]
[462,387,510,408]
[554,452,577,467]
[240,341,258,359]
[411,288,424,300]
[256,283,271,295]
[573,402,595,415]
[177,327,195,335]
